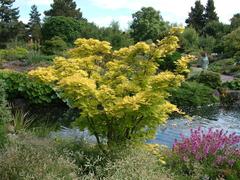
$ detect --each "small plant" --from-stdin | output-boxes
[9,110,34,133]
[0,47,29,61]
[223,78,240,90]
[170,128,240,179]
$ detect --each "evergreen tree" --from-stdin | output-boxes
[185,0,205,33]
[0,0,20,47]
[230,13,240,30]
[130,7,169,42]
[28,5,42,42]
[205,0,219,23]
[44,0,82,20]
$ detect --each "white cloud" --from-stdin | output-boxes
[89,15,132,30]
[90,0,240,24]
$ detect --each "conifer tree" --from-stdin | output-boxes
[44,0,82,20]
[205,0,219,23]
[28,5,42,42]
[0,0,20,47]
[185,0,205,33]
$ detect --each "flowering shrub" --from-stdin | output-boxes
[171,128,240,178]
[174,128,240,166]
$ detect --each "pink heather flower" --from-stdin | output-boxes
[173,128,240,167]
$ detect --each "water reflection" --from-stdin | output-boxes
[149,106,240,148]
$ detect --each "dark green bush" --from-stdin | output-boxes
[0,79,11,147]
[223,78,240,90]
[158,52,182,71]
[42,16,82,43]
[169,81,220,108]
[0,70,58,104]
[0,47,29,61]
[196,70,222,89]
[41,36,68,55]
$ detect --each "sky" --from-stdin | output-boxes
[15,0,240,30]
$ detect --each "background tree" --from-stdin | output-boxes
[44,0,82,20]
[0,0,20,47]
[100,21,134,50]
[185,0,205,33]
[223,27,240,58]
[130,7,169,42]
[28,5,42,43]
[180,27,200,53]
[42,16,82,43]
[230,13,240,30]
[199,35,216,52]
[204,0,219,24]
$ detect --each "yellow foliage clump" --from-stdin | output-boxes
[29,28,193,145]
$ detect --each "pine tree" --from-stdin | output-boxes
[185,0,205,33]
[0,0,20,47]
[44,0,82,20]
[28,5,42,42]
[205,0,219,23]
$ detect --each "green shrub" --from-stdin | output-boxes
[192,70,222,89]
[169,81,220,108]
[209,58,237,75]
[41,36,68,55]
[158,51,182,71]
[0,79,11,147]
[0,135,78,179]
[0,70,57,104]
[223,78,240,90]
[0,47,29,61]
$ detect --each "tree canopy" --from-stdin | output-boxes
[0,0,20,47]
[205,0,219,24]
[44,0,83,20]
[28,5,42,42]
[185,0,205,33]
[42,16,82,43]
[230,13,240,30]
[130,7,169,42]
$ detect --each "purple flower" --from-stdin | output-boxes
[173,128,240,167]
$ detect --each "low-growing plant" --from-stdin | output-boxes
[0,47,29,61]
[9,110,34,133]
[167,128,240,179]
[223,78,240,90]
[169,81,220,108]
[191,70,222,89]
[0,135,79,179]
[209,58,238,75]
[0,70,58,104]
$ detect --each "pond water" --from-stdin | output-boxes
[51,106,240,148]
[148,106,240,148]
